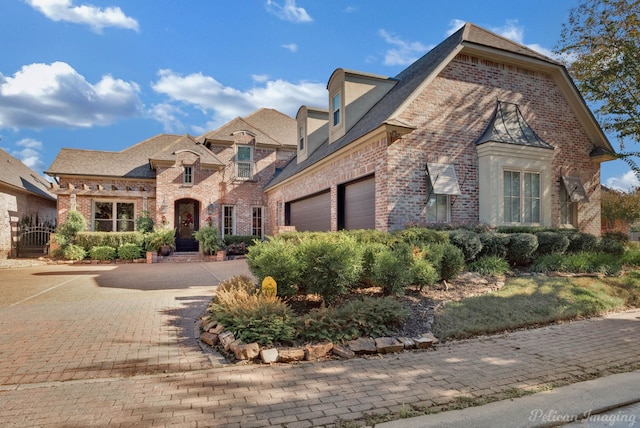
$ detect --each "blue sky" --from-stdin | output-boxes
[0,0,634,191]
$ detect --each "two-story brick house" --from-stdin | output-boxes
[263,22,615,236]
[46,109,296,251]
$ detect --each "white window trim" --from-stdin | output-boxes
[331,91,342,127]
[426,193,450,223]
[234,145,253,180]
[252,205,264,239]
[183,165,193,185]
[222,205,236,237]
[92,199,136,232]
[502,169,542,225]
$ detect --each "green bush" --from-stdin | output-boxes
[118,243,142,260]
[297,234,362,303]
[564,231,598,253]
[535,231,570,256]
[247,238,302,298]
[298,306,354,343]
[63,244,86,261]
[56,210,87,241]
[532,252,622,276]
[90,245,116,261]
[439,243,465,281]
[135,211,154,233]
[448,229,483,261]
[478,232,510,258]
[621,248,640,267]
[337,297,409,338]
[393,227,449,246]
[496,225,548,234]
[372,248,413,295]
[193,226,223,255]
[602,231,629,245]
[344,229,396,245]
[507,233,538,265]
[411,257,438,289]
[209,276,296,346]
[468,256,510,276]
[598,236,625,256]
[359,242,389,287]
[76,232,144,251]
[224,235,260,247]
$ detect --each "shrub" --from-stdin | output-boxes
[602,231,629,245]
[598,236,625,256]
[145,227,176,253]
[564,231,598,253]
[193,226,223,255]
[135,211,154,233]
[394,227,449,246]
[337,297,409,338]
[298,306,353,343]
[535,231,570,256]
[209,276,296,346]
[411,257,438,289]
[246,238,302,298]
[118,243,142,260]
[297,234,362,303]
[76,232,144,251]
[439,243,465,281]
[224,235,260,248]
[63,244,86,261]
[372,248,413,295]
[343,229,395,245]
[358,242,389,287]
[448,229,483,261]
[478,232,510,258]
[90,245,116,261]
[532,252,622,276]
[621,247,640,267]
[56,210,87,241]
[507,233,538,266]
[468,256,510,276]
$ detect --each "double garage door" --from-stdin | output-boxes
[287,176,375,232]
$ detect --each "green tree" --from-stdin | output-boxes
[556,0,640,173]
[602,187,640,232]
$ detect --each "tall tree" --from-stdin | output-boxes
[601,187,640,232]
[556,0,640,174]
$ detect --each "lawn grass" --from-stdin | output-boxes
[432,270,640,341]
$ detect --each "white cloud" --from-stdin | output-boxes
[446,19,466,36]
[606,170,640,192]
[151,69,326,128]
[266,0,312,23]
[11,138,46,172]
[252,74,270,83]
[26,0,139,33]
[0,62,142,129]
[147,103,186,133]
[282,43,298,53]
[378,29,429,66]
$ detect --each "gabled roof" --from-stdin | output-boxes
[149,134,224,169]
[199,108,296,148]
[265,22,613,189]
[0,148,56,201]
[46,134,181,179]
[476,101,554,149]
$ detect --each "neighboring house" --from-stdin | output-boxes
[46,109,296,251]
[0,148,57,258]
[263,22,615,236]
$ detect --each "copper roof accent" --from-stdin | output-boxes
[0,148,56,200]
[475,101,554,149]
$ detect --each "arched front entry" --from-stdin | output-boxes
[174,198,199,252]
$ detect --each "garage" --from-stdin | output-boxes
[286,191,331,232]
[339,175,375,230]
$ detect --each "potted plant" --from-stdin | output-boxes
[193,225,224,256]
[146,227,176,256]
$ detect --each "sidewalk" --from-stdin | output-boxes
[1,307,638,427]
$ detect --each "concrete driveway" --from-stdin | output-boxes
[0,260,252,385]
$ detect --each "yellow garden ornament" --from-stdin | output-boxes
[261,276,277,297]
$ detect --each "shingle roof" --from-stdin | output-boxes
[199,108,296,147]
[149,134,224,168]
[475,101,554,149]
[46,134,181,179]
[264,23,564,189]
[0,148,56,200]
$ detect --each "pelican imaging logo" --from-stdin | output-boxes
[529,409,636,426]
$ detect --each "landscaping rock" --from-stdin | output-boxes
[200,332,218,346]
[260,348,278,364]
[229,340,242,354]
[332,344,356,359]
[233,343,259,360]
[347,337,377,355]
[421,332,439,344]
[375,337,404,354]
[305,342,333,361]
[209,324,225,335]
[278,348,305,363]
[218,331,236,351]
[202,321,217,331]
[397,337,416,349]
[414,337,434,349]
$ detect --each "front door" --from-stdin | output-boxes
[175,199,199,252]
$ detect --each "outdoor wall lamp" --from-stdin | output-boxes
[207,202,214,215]
[160,198,168,214]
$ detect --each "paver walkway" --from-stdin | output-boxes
[0,263,638,428]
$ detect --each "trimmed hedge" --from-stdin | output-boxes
[76,232,144,251]
[90,246,116,261]
[478,232,510,258]
[506,233,538,266]
[535,231,569,256]
[448,229,483,262]
[118,243,142,260]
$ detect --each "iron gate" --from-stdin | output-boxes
[17,226,55,258]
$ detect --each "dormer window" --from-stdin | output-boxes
[235,145,253,180]
[332,92,341,126]
[183,165,193,185]
[299,125,305,151]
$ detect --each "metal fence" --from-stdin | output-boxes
[17,226,55,258]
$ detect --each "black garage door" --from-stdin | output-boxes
[340,175,375,230]
[287,191,331,232]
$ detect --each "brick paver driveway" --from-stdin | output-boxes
[0,260,251,385]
